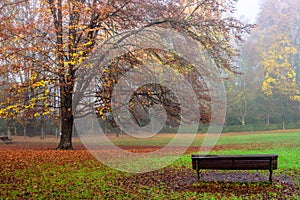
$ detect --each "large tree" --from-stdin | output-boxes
[0,0,252,149]
[254,0,300,128]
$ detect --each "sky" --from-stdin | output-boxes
[234,0,261,23]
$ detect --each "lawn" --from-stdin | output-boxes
[0,131,299,199]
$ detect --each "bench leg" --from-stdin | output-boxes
[197,170,200,180]
[269,169,273,184]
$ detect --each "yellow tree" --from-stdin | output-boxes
[261,33,299,129]
[254,0,300,126]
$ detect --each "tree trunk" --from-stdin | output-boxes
[266,112,270,126]
[281,103,286,130]
[23,123,27,137]
[7,126,11,138]
[40,117,45,140]
[296,53,300,85]
[53,0,75,150]
[57,121,73,149]
[282,114,285,130]
[241,118,245,126]
[55,127,59,139]
[280,95,285,130]
[56,88,74,150]
[14,124,17,135]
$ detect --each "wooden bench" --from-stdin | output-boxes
[191,154,278,183]
[0,136,13,144]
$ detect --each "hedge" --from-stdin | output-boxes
[161,122,300,133]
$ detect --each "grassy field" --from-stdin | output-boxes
[0,131,299,199]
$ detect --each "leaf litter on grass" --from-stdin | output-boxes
[0,136,299,199]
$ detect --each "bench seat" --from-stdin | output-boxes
[0,136,13,144]
[191,154,278,183]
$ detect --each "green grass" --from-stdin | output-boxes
[108,131,300,170]
[215,132,300,145]
[2,163,121,199]
[212,147,299,169]
[107,131,300,147]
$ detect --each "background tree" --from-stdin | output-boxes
[261,34,298,129]
[255,0,300,128]
[224,0,300,128]
[226,39,262,126]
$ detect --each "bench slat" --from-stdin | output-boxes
[0,136,13,144]
[191,154,278,183]
[192,154,278,159]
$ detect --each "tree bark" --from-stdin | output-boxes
[241,118,245,126]
[282,114,285,130]
[280,95,286,130]
[7,126,11,138]
[266,112,270,126]
[23,123,27,137]
[40,117,45,140]
[55,127,59,139]
[13,123,17,135]
[50,0,74,150]
[266,98,270,126]
[56,86,74,150]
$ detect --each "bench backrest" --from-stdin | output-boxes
[192,154,278,170]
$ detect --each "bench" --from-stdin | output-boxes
[0,136,13,144]
[191,154,278,183]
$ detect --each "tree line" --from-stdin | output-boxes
[226,0,300,128]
